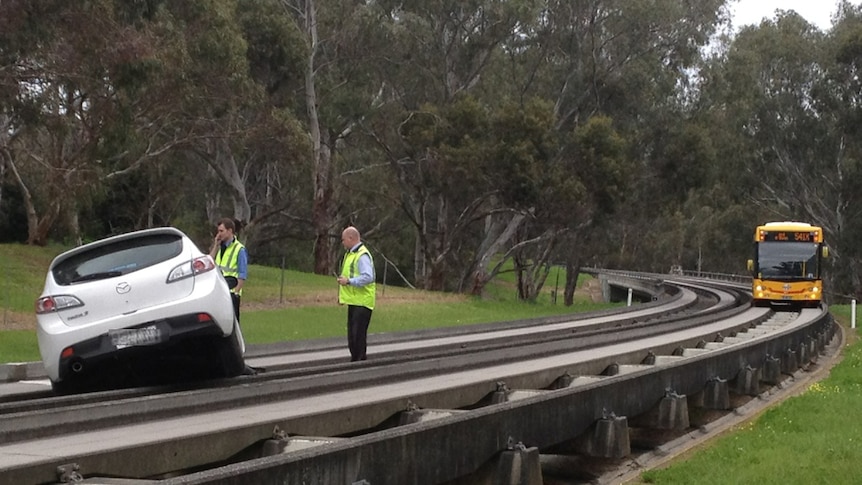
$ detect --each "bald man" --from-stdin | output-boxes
[336,226,376,361]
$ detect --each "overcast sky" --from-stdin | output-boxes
[730,0,859,31]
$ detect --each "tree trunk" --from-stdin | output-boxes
[564,258,581,306]
[4,153,57,246]
[311,129,334,275]
[298,0,335,275]
[413,217,427,287]
[512,229,559,302]
[468,212,527,296]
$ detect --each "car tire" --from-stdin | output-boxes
[214,320,245,378]
[51,379,77,395]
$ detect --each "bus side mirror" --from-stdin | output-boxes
[822,246,829,258]
[747,259,754,271]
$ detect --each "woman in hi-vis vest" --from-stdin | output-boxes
[336,226,376,361]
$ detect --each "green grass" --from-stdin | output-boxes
[0,330,41,363]
[240,263,341,304]
[638,308,861,484]
[0,242,610,361]
[5,243,66,312]
[241,297,611,344]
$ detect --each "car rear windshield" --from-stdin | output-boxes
[53,234,184,286]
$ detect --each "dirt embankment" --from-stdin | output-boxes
[0,310,35,331]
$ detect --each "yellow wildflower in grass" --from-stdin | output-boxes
[808,382,826,393]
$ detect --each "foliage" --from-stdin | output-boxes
[5,2,862,300]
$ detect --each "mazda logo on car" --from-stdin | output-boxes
[116,282,131,294]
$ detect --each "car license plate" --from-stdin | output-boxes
[782,295,792,300]
[110,325,163,349]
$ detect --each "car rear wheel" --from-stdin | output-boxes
[214,320,245,378]
[51,379,77,395]
[50,371,110,395]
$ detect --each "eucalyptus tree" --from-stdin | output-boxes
[89,1,310,248]
[363,0,545,291]
[152,1,268,235]
[461,97,565,298]
[503,1,728,130]
[485,0,729,298]
[510,114,630,302]
[264,0,397,274]
[594,0,731,276]
[0,0,97,244]
[0,0,273,245]
[825,3,862,298]
[377,96,498,291]
[806,3,862,298]
[697,6,862,299]
[0,0,184,245]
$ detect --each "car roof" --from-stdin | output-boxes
[49,227,188,269]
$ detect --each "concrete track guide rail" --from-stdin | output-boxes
[0,276,835,485]
[0,276,678,385]
[0,282,733,433]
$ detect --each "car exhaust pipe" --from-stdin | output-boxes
[70,360,84,373]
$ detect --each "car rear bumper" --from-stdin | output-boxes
[37,277,236,382]
[54,313,227,382]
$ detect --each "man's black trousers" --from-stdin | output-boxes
[347,304,372,361]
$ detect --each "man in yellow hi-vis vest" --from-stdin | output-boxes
[336,226,376,361]
[210,218,248,323]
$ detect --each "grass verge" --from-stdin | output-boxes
[0,331,41,363]
[636,307,860,484]
[242,297,611,344]
[0,242,609,361]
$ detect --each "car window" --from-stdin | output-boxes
[53,234,183,285]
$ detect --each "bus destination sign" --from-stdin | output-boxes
[761,231,816,242]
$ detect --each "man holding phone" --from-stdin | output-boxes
[336,226,376,362]
[210,218,248,323]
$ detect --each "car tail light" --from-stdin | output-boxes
[35,295,84,314]
[168,256,216,283]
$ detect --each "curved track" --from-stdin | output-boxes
[0,279,734,409]
[0,276,835,485]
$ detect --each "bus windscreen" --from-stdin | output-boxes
[757,241,819,279]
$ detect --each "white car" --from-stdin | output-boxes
[35,227,246,393]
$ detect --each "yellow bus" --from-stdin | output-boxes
[747,222,828,307]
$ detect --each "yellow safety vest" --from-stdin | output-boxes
[338,244,375,310]
[216,238,245,296]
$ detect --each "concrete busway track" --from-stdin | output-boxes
[0,278,833,484]
[0,277,697,404]
[0,280,773,483]
[0,280,736,417]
